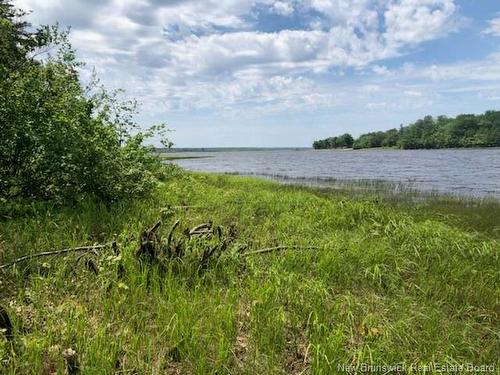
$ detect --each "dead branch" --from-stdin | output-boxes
[167,219,181,251]
[148,220,162,235]
[170,205,205,210]
[190,229,213,237]
[189,222,213,237]
[242,246,319,256]
[190,222,212,232]
[162,201,246,212]
[136,220,162,259]
[0,244,109,270]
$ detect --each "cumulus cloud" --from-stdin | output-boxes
[383,0,459,47]
[272,1,295,16]
[483,16,500,37]
[12,0,477,118]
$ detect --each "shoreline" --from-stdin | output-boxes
[162,146,500,153]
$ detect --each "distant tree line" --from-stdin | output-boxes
[312,133,354,149]
[312,111,500,150]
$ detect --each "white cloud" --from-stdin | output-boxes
[272,1,295,16]
[367,101,388,110]
[371,64,391,76]
[310,0,374,23]
[404,90,423,97]
[383,0,459,48]
[12,0,474,119]
[483,16,500,37]
[417,53,500,82]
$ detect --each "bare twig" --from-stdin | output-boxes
[162,201,246,212]
[0,244,109,270]
[161,206,205,215]
[170,205,205,210]
[242,246,319,256]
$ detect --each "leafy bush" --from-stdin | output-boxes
[0,0,172,202]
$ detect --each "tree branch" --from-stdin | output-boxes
[242,246,319,256]
[0,244,109,270]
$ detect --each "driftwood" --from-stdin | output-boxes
[243,246,319,256]
[136,220,162,259]
[189,222,213,237]
[167,220,181,251]
[0,244,109,270]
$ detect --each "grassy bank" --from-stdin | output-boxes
[1,173,499,374]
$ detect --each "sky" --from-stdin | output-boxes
[13,0,500,147]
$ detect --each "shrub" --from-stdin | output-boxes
[0,1,172,202]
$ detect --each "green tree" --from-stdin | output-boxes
[312,133,353,149]
[381,128,399,147]
[316,111,500,150]
[0,0,172,202]
[337,133,354,148]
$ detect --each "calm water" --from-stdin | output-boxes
[170,148,500,198]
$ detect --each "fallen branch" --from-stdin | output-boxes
[189,222,213,237]
[171,205,204,210]
[243,246,319,256]
[161,205,205,213]
[148,220,162,235]
[0,244,109,270]
[167,219,181,249]
[161,201,247,212]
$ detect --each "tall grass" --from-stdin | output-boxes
[0,173,498,373]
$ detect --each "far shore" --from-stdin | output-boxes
[160,146,500,153]
[160,155,213,160]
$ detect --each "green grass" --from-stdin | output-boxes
[0,173,499,374]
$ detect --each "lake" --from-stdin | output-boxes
[169,148,500,198]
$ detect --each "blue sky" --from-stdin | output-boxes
[14,0,500,147]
